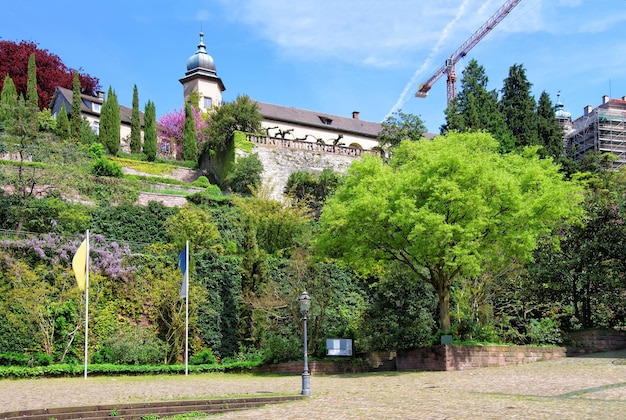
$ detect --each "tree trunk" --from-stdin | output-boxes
[437,273,451,332]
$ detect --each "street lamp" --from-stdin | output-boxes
[298,291,311,397]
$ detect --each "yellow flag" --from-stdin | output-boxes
[72,239,87,291]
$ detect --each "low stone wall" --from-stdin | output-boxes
[396,345,588,372]
[136,192,189,207]
[567,329,626,351]
[253,360,370,375]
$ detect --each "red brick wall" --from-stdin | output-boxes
[567,330,626,351]
[253,360,370,374]
[396,345,577,371]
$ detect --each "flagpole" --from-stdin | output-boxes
[84,229,90,380]
[184,240,189,376]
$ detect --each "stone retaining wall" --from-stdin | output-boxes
[252,360,370,375]
[567,329,626,351]
[395,345,590,372]
[136,192,189,207]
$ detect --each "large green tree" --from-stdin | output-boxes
[317,132,583,330]
[500,64,538,149]
[130,84,141,154]
[143,100,157,161]
[377,110,426,150]
[537,91,564,161]
[443,59,514,152]
[100,86,120,155]
[202,95,263,185]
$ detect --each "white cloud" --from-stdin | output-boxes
[219,0,496,67]
[216,0,625,71]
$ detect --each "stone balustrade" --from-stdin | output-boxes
[246,134,366,157]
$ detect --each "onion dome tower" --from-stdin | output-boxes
[179,32,225,112]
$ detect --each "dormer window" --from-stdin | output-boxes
[318,116,333,125]
[92,102,101,113]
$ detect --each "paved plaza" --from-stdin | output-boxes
[1,349,625,419]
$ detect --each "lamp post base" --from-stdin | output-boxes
[301,372,311,396]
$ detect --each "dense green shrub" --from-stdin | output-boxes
[192,175,210,188]
[261,335,301,364]
[225,153,263,195]
[91,157,123,177]
[0,352,29,366]
[88,142,105,159]
[20,197,90,234]
[94,325,165,365]
[360,264,438,351]
[32,352,52,366]
[189,348,217,365]
[89,201,176,246]
[526,318,562,345]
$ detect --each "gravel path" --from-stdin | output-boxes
[1,350,625,419]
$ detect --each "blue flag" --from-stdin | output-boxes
[178,248,188,299]
[178,249,187,276]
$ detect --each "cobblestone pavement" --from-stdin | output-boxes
[1,350,625,419]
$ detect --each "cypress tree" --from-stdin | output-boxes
[537,91,564,160]
[70,71,83,141]
[442,59,513,152]
[100,86,121,155]
[0,75,18,123]
[26,53,38,111]
[143,100,157,161]
[56,103,70,140]
[500,64,538,149]
[130,84,141,153]
[183,102,198,162]
[25,54,39,134]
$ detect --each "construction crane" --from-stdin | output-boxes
[415,0,522,105]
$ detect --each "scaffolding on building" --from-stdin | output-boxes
[565,99,626,166]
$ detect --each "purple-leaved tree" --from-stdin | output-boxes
[157,106,209,159]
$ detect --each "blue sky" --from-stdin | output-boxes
[2,0,626,134]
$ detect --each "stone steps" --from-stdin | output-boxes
[0,395,304,420]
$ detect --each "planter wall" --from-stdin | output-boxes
[252,360,370,375]
[567,329,626,351]
[395,345,588,371]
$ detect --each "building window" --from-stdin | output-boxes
[203,97,212,109]
[318,116,333,125]
[92,103,101,113]
[93,121,99,135]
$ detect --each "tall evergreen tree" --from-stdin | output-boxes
[500,64,538,149]
[143,100,157,161]
[26,53,38,112]
[56,103,70,140]
[25,54,39,133]
[130,84,141,153]
[183,102,198,162]
[100,86,121,155]
[70,71,83,141]
[537,91,565,161]
[0,75,18,123]
[442,59,513,152]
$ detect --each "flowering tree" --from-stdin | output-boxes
[0,40,100,110]
[157,106,209,159]
[0,233,135,360]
